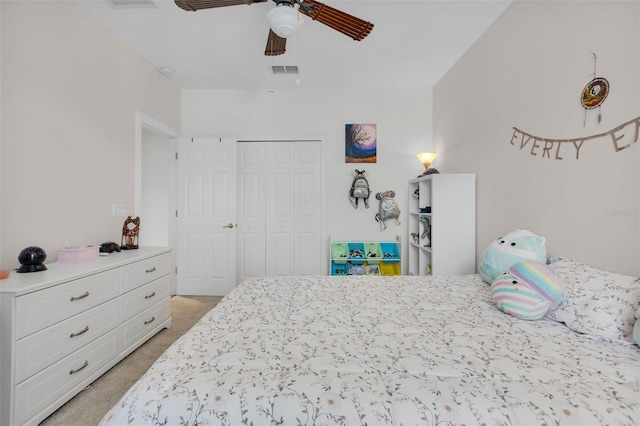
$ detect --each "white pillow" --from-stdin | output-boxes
[547,257,640,345]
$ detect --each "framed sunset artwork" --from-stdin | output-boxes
[345,123,377,163]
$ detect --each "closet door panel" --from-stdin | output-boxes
[266,143,295,276]
[237,143,266,281]
[294,142,323,274]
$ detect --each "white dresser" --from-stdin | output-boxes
[0,247,173,426]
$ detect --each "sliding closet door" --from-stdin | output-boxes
[290,142,323,275]
[265,142,295,275]
[237,141,322,282]
[237,143,267,280]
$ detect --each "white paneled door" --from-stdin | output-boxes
[237,141,323,283]
[176,138,237,296]
[177,139,323,296]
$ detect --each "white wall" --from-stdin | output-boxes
[0,1,181,269]
[434,1,640,275]
[0,3,3,268]
[182,88,433,272]
[141,127,173,246]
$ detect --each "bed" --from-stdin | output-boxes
[100,258,640,425]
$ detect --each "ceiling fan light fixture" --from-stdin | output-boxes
[267,4,301,38]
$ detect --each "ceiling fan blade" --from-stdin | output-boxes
[297,0,373,41]
[175,0,267,12]
[265,29,287,56]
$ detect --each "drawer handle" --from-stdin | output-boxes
[145,267,157,273]
[144,316,156,325]
[144,291,156,300]
[69,360,89,375]
[70,326,90,338]
[70,291,90,302]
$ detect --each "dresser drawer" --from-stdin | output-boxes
[120,252,172,293]
[122,275,171,320]
[15,269,120,338]
[15,297,121,384]
[121,298,170,351]
[15,329,120,425]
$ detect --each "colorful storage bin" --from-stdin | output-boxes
[347,242,365,264]
[331,243,349,264]
[380,242,400,262]
[364,242,382,264]
[331,262,348,275]
[380,261,401,276]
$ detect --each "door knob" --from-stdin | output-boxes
[222,223,235,229]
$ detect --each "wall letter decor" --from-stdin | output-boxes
[510,115,640,160]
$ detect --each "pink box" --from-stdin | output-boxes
[58,246,99,263]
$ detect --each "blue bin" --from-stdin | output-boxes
[347,242,365,264]
[380,242,400,263]
[331,261,348,275]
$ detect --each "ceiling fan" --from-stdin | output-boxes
[174,0,374,56]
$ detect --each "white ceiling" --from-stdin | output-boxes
[76,0,511,90]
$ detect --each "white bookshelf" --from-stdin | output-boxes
[408,174,476,276]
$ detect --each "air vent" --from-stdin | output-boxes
[106,0,157,8]
[271,65,299,75]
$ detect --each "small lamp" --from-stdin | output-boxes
[267,4,301,38]
[416,152,439,176]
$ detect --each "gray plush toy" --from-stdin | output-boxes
[374,190,401,231]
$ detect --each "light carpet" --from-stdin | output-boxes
[39,295,222,426]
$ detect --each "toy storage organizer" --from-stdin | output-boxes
[330,241,401,276]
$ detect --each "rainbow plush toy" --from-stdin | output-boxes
[479,229,547,284]
[490,260,564,320]
[634,307,640,346]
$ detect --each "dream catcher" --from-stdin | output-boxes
[581,53,609,126]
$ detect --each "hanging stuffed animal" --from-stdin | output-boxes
[348,169,370,209]
[418,216,431,247]
[375,190,401,231]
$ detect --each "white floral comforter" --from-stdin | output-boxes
[100,275,640,425]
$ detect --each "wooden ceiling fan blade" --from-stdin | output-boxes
[298,0,373,41]
[264,29,286,56]
[175,0,267,12]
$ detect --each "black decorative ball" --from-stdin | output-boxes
[17,246,48,273]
